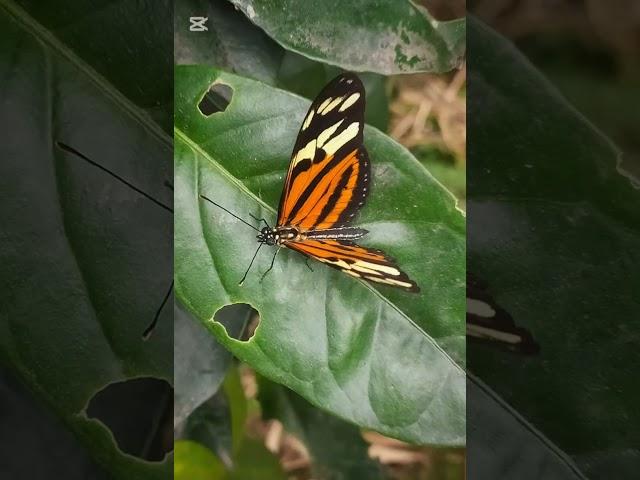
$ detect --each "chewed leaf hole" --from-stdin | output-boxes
[214,303,259,341]
[86,377,173,461]
[198,83,233,116]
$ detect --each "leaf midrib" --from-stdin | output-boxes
[1,0,172,148]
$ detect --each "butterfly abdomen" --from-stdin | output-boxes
[305,227,368,240]
[275,226,368,245]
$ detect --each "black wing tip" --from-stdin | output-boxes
[327,72,364,91]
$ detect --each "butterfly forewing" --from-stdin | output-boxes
[277,74,370,230]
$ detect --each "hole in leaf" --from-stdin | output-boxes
[214,303,259,341]
[198,83,233,116]
[86,377,173,461]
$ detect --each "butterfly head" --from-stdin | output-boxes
[257,227,278,246]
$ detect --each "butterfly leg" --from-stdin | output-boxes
[260,247,281,282]
[304,257,314,272]
[249,213,270,229]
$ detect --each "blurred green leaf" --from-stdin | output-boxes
[174,0,390,131]
[225,439,287,480]
[468,15,640,455]
[175,301,249,426]
[183,392,233,467]
[175,440,226,480]
[224,366,249,455]
[0,1,172,478]
[413,145,466,202]
[13,0,173,132]
[174,0,283,84]
[174,66,465,445]
[258,377,386,479]
[468,376,588,479]
[179,367,285,480]
[575,449,640,479]
[229,0,465,74]
[182,366,248,466]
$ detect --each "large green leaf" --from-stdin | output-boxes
[468,15,640,456]
[174,66,465,445]
[229,0,465,74]
[0,1,172,478]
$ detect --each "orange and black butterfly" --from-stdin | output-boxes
[201,73,419,292]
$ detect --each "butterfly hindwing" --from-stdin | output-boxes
[467,274,539,354]
[287,239,420,292]
[277,74,369,231]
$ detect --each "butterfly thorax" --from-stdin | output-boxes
[257,226,303,246]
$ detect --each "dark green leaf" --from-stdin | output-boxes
[468,376,588,479]
[13,0,173,132]
[229,0,465,74]
[575,449,640,480]
[174,66,465,445]
[0,2,172,478]
[258,377,385,479]
[468,15,640,454]
[182,367,248,466]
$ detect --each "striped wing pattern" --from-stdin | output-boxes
[274,72,419,293]
[467,274,539,354]
[278,73,369,231]
[287,240,419,292]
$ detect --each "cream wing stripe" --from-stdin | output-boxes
[320,96,344,115]
[323,122,360,155]
[339,93,360,112]
[302,110,314,130]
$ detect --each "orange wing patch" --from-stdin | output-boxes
[288,149,362,230]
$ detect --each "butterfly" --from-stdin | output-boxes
[467,273,539,354]
[201,73,419,292]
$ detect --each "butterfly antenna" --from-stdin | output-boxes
[199,195,260,232]
[142,280,174,340]
[56,141,173,213]
[239,242,264,285]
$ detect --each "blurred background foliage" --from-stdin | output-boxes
[469,0,639,170]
